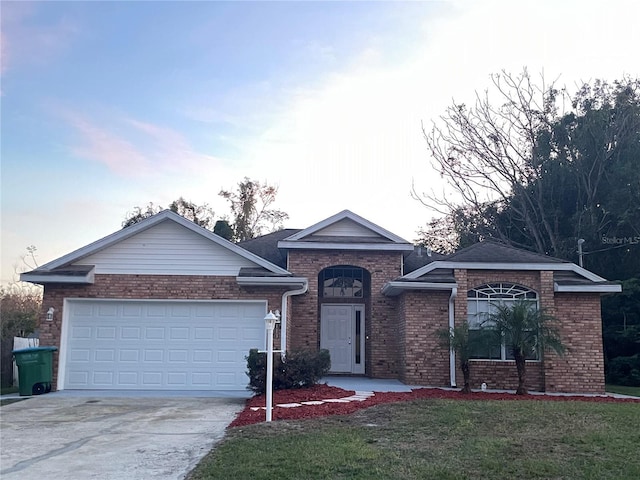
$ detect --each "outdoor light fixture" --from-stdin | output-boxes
[264,310,280,422]
[46,307,55,322]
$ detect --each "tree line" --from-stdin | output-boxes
[122,177,288,243]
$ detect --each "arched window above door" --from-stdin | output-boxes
[319,266,366,298]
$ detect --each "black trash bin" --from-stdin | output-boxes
[12,346,58,396]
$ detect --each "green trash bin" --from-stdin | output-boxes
[12,346,58,396]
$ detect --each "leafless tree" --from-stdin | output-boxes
[415,69,564,254]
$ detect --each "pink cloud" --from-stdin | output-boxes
[1,3,80,74]
[66,114,152,176]
[60,110,221,177]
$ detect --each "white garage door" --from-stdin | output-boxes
[62,300,266,391]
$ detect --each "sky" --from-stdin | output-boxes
[1,0,639,284]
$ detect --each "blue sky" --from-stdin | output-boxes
[2,0,639,283]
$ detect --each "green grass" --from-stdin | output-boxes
[188,399,640,480]
[606,384,640,397]
[1,386,18,395]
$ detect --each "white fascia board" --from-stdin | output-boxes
[554,283,622,293]
[403,261,607,282]
[382,281,457,296]
[277,241,414,251]
[38,210,290,275]
[20,271,95,285]
[236,276,308,287]
[283,210,410,244]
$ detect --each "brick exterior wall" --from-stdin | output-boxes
[287,250,403,378]
[544,293,605,393]
[40,274,288,387]
[450,269,605,393]
[40,264,607,394]
[468,361,544,391]
[398,290,451,385]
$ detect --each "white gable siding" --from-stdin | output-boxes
[311,218,380,238]
[75,221,258,275]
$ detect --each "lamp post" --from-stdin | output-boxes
[264,310,280,422]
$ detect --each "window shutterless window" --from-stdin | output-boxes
[467,283,539,360]
[320,266,364,298]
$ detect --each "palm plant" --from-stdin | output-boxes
[437,321,473,393]
[486,300,566,395]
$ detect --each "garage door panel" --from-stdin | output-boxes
[170,327,189,340]
[97,327,116,339]
[145,327,165,340]
[119,350,139,362]
[168,350,188,362]
[72,326,92,339]
[123,305,143,317]
[243,326,263,341]
[64,300,266,390]
[95,349,115,362]
[98,304,118,316]
[70,349,91,362]
[121,327,142,339]
[93,371,114,385]
[194,327,214,340]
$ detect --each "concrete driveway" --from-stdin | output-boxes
[0,392,246,479]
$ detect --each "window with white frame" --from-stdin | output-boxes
[320,266,365,298]
[467,283,539,360]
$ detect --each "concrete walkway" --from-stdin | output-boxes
[321,376,420,392]
[321,376,639,399]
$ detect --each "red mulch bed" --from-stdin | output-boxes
[229,384,640,428]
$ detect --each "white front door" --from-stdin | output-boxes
[320,304,365,374]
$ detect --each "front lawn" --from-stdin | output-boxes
[189,398,640,480]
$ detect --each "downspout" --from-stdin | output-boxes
[280,280,309,359]
[449,286,458,387]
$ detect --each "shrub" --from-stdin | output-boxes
[246,348,331,394]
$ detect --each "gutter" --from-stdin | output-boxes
[236,276,308,287]
[381,281,458,296]
[280,280,309,358]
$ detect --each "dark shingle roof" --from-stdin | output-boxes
[445,240,567,264]
[401,268,456,283]
[24,264,94,277]
[238,229,300,268]
[403,247,447,274]
[237,267,293,278]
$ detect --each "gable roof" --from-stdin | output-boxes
[277,210,414,251]
[383,239,621,296]
[21,210,291,283]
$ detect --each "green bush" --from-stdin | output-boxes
[606,354,640,386]
[246,348,331,394]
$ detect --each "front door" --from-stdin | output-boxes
[320,304,365,374]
